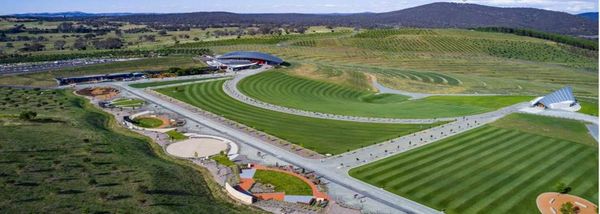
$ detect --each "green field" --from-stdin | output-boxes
[0,87,256,213]
[166,130,188,141]
[349,114,598,214]
[252,170,312,195]
[156,80,443,154]
[578,98,599,116]
[211,154,236,167]
[129,77,224,88]
[239,70,532,118]
[110,98,144,108]
[132,117,164,128]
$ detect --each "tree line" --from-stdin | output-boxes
[474,27,598,50]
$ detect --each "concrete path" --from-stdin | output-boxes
[323,102,530,169]
[586,124,599,142]
[371,76,502,100]
[370,76,431,99]
[108,82,442,214]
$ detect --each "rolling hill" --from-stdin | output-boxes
[102,2,596,35]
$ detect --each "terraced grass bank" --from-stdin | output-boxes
[207,28,597,97]
[349,114,598,214]
[239,70,531,118]
[156,80,442,154]
[0,88,255,213]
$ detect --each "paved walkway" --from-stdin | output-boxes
[322,102,530,169]
[370,75,502,100]
[109,82,441,214]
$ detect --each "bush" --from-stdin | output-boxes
[554,182,572,194]
[19,111,37,121]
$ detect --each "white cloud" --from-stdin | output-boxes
[457,0,597,13]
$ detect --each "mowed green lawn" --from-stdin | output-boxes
[349,114,598,214]
[253,170,312,195]
[128,77,225,88]
[156,80,443,154]
[0,88,255,213]
[133,117,164,128]
[238,71,532,118]
[110,98,144,108]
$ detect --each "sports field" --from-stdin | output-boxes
[156,80,443,154]
[239,70,531,118]
[349,114,598,214]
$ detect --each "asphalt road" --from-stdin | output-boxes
[0,58,140,76]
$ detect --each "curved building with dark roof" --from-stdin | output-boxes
[217,51,284,65]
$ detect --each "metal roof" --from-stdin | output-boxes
[217,51,284,64]
[537,86,576,106]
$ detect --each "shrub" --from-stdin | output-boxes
[19,111,37,121]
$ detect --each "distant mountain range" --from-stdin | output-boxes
[10,11,142,18]
[578,12,599,21]
[6,3,598,35]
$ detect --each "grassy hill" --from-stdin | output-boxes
[0,87,258,213]
[201,29,597,97]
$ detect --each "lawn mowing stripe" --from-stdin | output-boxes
[403,133,539,196]
[475,146,595,213]
[567,167,598,201]
[456,143,586,212]
[352,126,499,171]
[164,80,438,154]
[353,126,501,179]
[379,130,525,189]
[358,127,508,181]
[353,127,500,179]
[365,129,516,185]
[429,136,559,205]
[419,134,548,201]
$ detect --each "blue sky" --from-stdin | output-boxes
[0,0,597,15]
